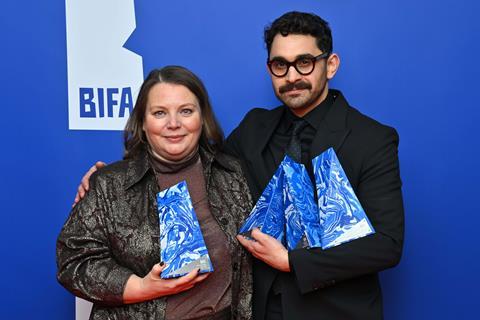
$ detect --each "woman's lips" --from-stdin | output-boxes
[164,135,185,143]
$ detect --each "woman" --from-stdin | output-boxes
[57,66,253,320]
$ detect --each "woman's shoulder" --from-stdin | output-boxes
[93,159,129,179]
[211,149,243,174]
[90,156,147,190]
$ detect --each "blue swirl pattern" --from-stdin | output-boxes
[282,156,322,250]
[240,149,374,251]
[156,180,213,278]
[239,164,286,243]
[313,148,375,249]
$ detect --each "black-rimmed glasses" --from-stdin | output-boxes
[267,52,330,77]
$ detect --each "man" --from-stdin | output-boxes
[76,11,404,320]
[228,11,404,320]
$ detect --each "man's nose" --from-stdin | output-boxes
[285,65,302,82]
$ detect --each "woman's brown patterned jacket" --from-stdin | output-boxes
[57,148,253,320]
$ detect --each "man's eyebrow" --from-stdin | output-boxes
[269,55,288,62]
[269,53,315,62]
[296,53,315,59]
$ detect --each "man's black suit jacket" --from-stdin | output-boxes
[224,90,404,320]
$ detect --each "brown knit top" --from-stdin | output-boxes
[149,149,232,320]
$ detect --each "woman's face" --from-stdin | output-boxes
[143,83,202,161]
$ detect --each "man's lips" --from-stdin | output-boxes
[284,89,305,96]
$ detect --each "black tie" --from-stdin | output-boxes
[285,119,308,162]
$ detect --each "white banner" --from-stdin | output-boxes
[75,298,93,320]
[66,0,143,130]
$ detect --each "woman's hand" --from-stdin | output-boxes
[123,263,209,304]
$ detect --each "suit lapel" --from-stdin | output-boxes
[310,90,351,159]
[248,106,284,198]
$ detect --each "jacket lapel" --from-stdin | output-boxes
[310,90,351,159]
[248,106,285,198]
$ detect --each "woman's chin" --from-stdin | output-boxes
[162,149,191,162]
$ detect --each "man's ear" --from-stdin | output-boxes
[326,53,340,80]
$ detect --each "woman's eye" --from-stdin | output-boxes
[153,111,165,117]
[181,108,193,115]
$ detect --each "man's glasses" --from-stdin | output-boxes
[267,52,330,77]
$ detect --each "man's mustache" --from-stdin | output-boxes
[279,81,312,94]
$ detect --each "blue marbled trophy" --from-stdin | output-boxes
[156,180,213,279]
[282,156,322,250]
[239,164,286,244]
[312,148,375,249]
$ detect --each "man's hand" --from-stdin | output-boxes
[237,228,290,272]
[73,161,107,207]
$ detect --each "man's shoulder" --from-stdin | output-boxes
[346,104,397,138]
[330,89,397,136]
[238,106,284,128]
[341,105,400,161]
[246,106,283,115]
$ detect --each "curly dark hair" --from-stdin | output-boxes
[123,66,224,159]
[264,11,333,57]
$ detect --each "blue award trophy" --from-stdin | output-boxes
[239,148,375,251]
[239,164,286,243]
[156,180,213,279]
[313,148,375,249]
[282,156,322,250]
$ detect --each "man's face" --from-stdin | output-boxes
[268,34,338,117]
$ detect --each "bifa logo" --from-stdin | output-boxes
[66,0,143,130]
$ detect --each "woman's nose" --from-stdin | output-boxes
[166,115,181,129]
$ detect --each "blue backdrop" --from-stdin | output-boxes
[1,0,479,319]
